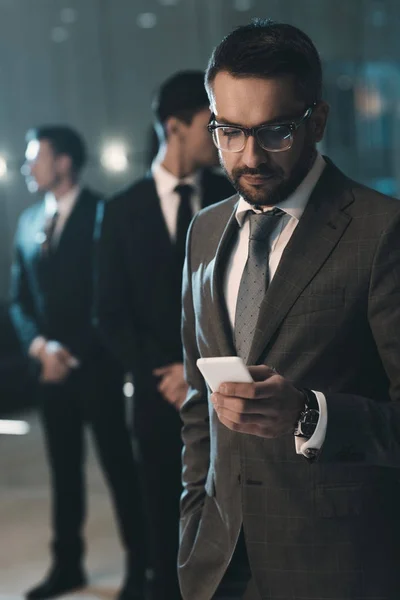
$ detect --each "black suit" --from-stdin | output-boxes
[94,169,233,599]
[10,188,145,577]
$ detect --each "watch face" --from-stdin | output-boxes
[300,421,317,437]
[299,408,319,438]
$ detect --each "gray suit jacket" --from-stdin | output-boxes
[179,160,400,600]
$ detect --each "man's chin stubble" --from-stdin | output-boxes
[237,182,284,207]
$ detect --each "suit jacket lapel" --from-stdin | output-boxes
[199,168,235,209]
[55,188,88,253]
[147,178,176,256]
[200,169,219,209]
[132,175,175,261]
[33,202,47,245]
[208,197,239,357]
[248,161,355,365]
[200,169,211,209]
[30,201,57,283]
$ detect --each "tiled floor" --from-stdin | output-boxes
[0,411,126,599]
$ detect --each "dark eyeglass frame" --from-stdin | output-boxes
[207,103,317,153]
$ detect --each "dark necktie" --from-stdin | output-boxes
[234,208,285,362]
[175,183,194,268]
[41,210,59,256]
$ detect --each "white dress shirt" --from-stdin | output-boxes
[29,185,81,360]
[223,154,328,457]
[44,185,81,246]
[152,162,201,241]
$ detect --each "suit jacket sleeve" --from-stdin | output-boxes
[93,198,139,370]
[320,211,400,466]
[9,221,41,354]
[180,215,210,518]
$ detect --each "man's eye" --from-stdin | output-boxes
[220,128,242,138]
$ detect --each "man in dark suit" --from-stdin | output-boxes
[179,19,400,600]
[10,126,146,600]
[95,71,233,600]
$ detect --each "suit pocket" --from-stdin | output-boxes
[315,483,365,518]
[288,288,345,318]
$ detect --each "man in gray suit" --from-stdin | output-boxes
[179,18,400,600]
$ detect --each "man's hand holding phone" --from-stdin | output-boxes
[197,357,304,439]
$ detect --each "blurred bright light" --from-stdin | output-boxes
[0,155,8,178]
[25,139,40,161]
[0,420,30,435]
[51,26,69,43]
[101,142,129,173]
[158,0,179,5]
[20,164,29,177]
[123,382,134,398]
[60,7,77,24]
[27,179,39,193]
[356,86,385,118]
[234,0,253,11]
[137,12,157,28]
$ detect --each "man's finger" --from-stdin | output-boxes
[211,392,276,414]
[217,377,278,399]
[247,364,277,381]
[164,390,181,404]
[153,366,172,376]
[67,356,80,368]
[158,379,169,394]
[55,349,74,366]
[213,403,267,425]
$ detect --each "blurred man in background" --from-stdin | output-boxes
[95,70,234,600]
[10,126,146,600]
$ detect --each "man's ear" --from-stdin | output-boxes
[312,101,330,143]
[57,153,73,175]
[165,116,181,138]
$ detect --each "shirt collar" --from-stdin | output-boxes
[152,161,201,197]
[45,185,81,217]
[235,153,326,227]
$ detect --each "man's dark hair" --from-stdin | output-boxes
[152,70,209,127]
[26,125,87,173]
[206,19,322,105]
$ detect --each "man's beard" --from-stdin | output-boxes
[221,144,317,207]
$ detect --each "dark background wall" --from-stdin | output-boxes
[0,0,399,300]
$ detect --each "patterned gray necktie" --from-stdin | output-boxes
[234,208,284,362]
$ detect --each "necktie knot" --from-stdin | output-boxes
[174,183,194,203]
[248,207,284,241]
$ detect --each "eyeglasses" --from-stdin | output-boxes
[207,104,316,153]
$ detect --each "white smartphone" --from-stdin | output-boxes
[196,356,253,393]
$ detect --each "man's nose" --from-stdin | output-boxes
[240,135,268,169]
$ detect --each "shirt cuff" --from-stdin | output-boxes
[28,336,47,359]
[295,390,327,458]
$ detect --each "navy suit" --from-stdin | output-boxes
[10,188,146,576]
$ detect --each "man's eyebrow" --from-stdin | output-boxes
[214,113,300,127]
